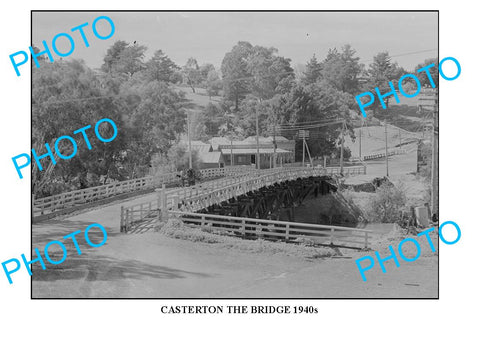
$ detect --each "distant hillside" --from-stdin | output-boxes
[345,124,422,158]
[174,85,222,111]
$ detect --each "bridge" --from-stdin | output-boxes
[117,165,372,249]
[33,163,371,249]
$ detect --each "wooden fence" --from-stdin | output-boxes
[170,211,374,249]
[362,148,407,161]
[33,165,255,216]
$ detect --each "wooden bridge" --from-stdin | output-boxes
[33,165,257,221]
[119,165,373,249]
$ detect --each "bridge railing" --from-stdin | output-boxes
[177,167,326,213]
[119,167,326,232]
[325,165,366,176]
[33,165,256,216]
[170,211,374,249]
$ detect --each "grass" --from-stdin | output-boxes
[155,218,337,259]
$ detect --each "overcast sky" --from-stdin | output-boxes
[32,11,438,71]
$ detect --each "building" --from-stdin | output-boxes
[209,136,295,169]
[197,151,225,169]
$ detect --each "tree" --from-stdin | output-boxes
[202,103,224,136]
[277,80,353,159]
[414,58,439,88]
[205,69,222,98]
[246,45,294,100]
[366,51,404,116]
[101,40,147,77]
[125,80,187,169]
[321,45,363,95]
[221,41,253,111]
[367,183,406,223]
[198,63,215,85]
[144,49,179,83]
[182,57,200,93]
[32,59,125,196]
[302,54,322,85]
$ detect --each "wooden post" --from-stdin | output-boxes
[201,215,206,227]
[125,209,129,233]
[364,231,369,249]
[241,219,246,238]
[285,223,289,242]
[173,195,179,209]
[330,227,334,245]
[120,206,124,232]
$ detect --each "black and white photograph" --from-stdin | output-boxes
[30,11,439,298]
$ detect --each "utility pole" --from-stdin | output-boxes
[359,121,362,159]
[340,120,345,175]
[187,111,192,169]
[384,119,389,176]
[255,101,260,170]
[230,139,233,166]
[273,119,277,168]
[302,132,306,167]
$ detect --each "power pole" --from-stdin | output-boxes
[273,120,277,168]
[302,132,306,167]
[340,120,345,175]
[384,119,389,176]
[255,102,260,170]
[230,139,233,166]
[187,111,192,169]
[359,121,362,159]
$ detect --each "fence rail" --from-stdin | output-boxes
[325,165,366,175]
[170,211,374,249]
[33,165,255,216]
[362,148,407,161]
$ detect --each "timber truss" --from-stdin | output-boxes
[195,176,337,222]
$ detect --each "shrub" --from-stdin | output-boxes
[366,183,406,223]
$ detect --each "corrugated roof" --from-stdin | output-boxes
[228,148,292,155]
[198,151,224,163]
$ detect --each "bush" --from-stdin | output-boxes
[366,183,406,223]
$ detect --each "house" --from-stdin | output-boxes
[197,151,225,169]
[209,136,295,169]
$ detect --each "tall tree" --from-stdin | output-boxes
[414,57,439,88]
[321,45,363,94]
[101,40,147,76]
[302,54,322,85]
[182,57,200,93]
[221,41,253,111]
[366,51,404,116]
[206,69,222,98]
[32,59,125,196]
[246,45,294,100]
[144,49,179,83]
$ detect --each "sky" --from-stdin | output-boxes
[32,11,438,72]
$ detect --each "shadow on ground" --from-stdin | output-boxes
[32,253,212,282]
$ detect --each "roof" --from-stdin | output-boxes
[178,140,213,153]
[228,148,292,155]
[198,151,224,163]
[243,136,290,143]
